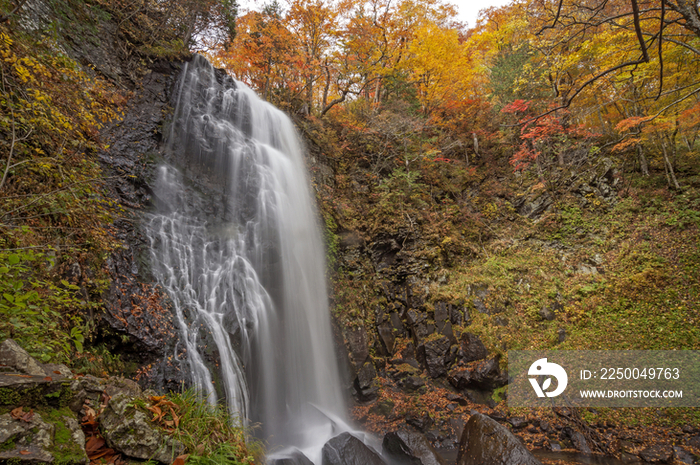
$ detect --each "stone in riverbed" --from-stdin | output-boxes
[456,413,542,465]
[638,445,673,463]
[383,428,447,465]
[321,432,386,465]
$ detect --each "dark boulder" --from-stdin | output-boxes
[269,450,314,465]
[434,302,455,340]
[377,317,396,355]
[346,325,370,368]
[383,428,447,465]
[407,310,434,341]
[322,432,386,465]
[354,361,379,401]
[639,445,673,463]
[406,412,433,432]
[673,446,696,465]
[448,357,507,391]
[400,376,426,393]
[456,414,542,465]
[418,336,451,378]
[457,333,487,364]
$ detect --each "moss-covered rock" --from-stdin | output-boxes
[99,392,185,464]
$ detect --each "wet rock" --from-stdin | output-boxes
[356,361,377,391]
[354,371,380,401]
[321,432,386,465]
[406,412,433,432]
[457,333,487,364]
[383,428,447,465]
[569,430,591,454]
[448,357,507,391]
[346,325,370,368]
[270,450,315,465]
[673,446,696,464]
[445,393,468,406]
[389,311,406,337]
[100,392,185,463]
[639,445,673,463]
[472,298,488,314]
[0,412,55,463]
[434,303,454,340]
[456,413,541,465]
[407,310,434,341]
[508,417,528,429]
[450,301,470,326]
[0,339,47,376]
[377,318,396,355]
[448,418,466,441]
[687,435,700,449]
[620,453,639,462]
[402,376,426,393]
[418,336,451,378]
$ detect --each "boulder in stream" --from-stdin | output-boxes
[322,432,386,465]
[456,413,542,465]
[383,428,447,465]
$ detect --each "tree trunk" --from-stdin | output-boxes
[661,141,680,189]
[637,145,649,176]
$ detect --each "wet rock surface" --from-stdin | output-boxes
[456,413,542,465]
[270,450,315,465]
[98,59,187,393]
[322,432,387,465]
[383,428,447,465]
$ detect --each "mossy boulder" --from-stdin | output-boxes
[99,391,185,464]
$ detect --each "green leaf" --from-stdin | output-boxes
[8,254,20,265]
[3,293,14,303]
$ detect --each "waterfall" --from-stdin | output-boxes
[145,55,349,462]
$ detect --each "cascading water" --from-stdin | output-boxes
[145,55,352,462]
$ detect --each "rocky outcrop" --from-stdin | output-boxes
[0,339,186,465]
[0,339,47,376]
[98,59,188,393]
[100,391,185,463]
[456,414,542,465]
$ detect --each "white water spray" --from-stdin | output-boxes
[145,55,350,462]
